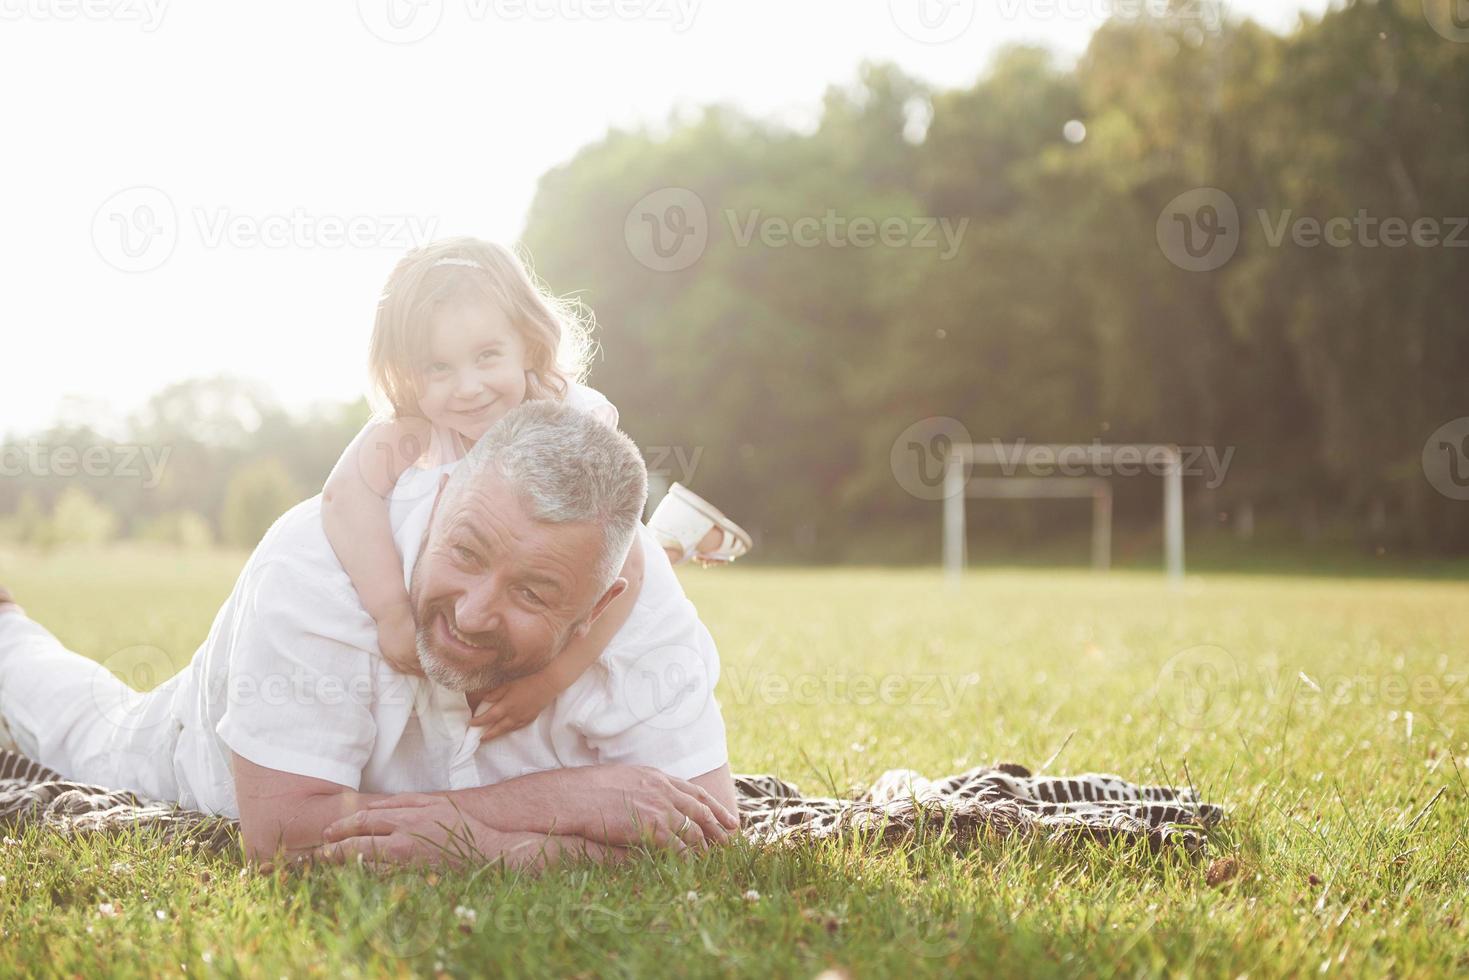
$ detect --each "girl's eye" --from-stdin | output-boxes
[477,348,502,363]
[428,362,452,375]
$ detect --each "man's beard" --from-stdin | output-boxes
[413,605,574,693]
[415,620,513,693]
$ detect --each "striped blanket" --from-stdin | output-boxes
[0,751,1222,858]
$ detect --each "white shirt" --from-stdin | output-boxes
[164,394,727,816]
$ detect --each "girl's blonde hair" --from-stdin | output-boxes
[367,237,594,419]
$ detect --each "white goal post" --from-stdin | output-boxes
[941,443,1184,586]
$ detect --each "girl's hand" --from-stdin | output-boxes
[376,604,424,677]
[470,671,560,741]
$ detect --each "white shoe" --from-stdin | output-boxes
[647,483,753,565]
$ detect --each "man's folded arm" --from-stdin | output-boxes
[231,752,738,863]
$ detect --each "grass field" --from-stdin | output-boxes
[1,545,1467,978]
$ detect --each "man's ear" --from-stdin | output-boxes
[575,578,628,636]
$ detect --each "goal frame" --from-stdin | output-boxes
[941,443,1184,585]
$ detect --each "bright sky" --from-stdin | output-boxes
[1,0,1334,438]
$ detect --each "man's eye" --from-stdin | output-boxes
[452,544,477,564]
[518,587,544,607]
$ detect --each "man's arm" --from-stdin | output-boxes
[232,753,739,864]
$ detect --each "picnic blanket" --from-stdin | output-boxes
[0,750,1223,858]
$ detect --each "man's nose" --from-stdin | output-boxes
[454,581,506,636]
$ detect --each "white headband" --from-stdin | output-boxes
[433,257,483,270]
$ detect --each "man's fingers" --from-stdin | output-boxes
[678,779,740,831]
[310,835,406,865]
[667,795,725,846]
[323,811,402,842]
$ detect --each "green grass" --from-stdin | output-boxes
[2,545,1467,978]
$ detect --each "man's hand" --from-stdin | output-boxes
[521,765,738,850]
[313,794,620,870]
[314,794,517,867]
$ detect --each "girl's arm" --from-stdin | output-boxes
[322,417,436,675]
[470,539,645,740]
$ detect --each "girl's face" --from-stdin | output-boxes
[416,300,530,443]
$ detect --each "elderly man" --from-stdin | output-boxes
[0,401,738,867]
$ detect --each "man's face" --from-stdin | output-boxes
[409,472,610,693]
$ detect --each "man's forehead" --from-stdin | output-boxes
[436,475,602,587]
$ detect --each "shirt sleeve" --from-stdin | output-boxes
[561,618,730,782]
[214,557,380,790]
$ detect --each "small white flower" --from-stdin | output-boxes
[201,952,214,965]
[453,905,477,923]
[685,890,699,902]
[155,909,168,921]
[743,889,760,902]
[97,903,118,918]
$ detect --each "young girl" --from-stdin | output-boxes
[322,237,751,741]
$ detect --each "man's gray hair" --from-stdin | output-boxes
[452,399,648,591]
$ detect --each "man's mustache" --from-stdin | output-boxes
[425,602,514,660]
